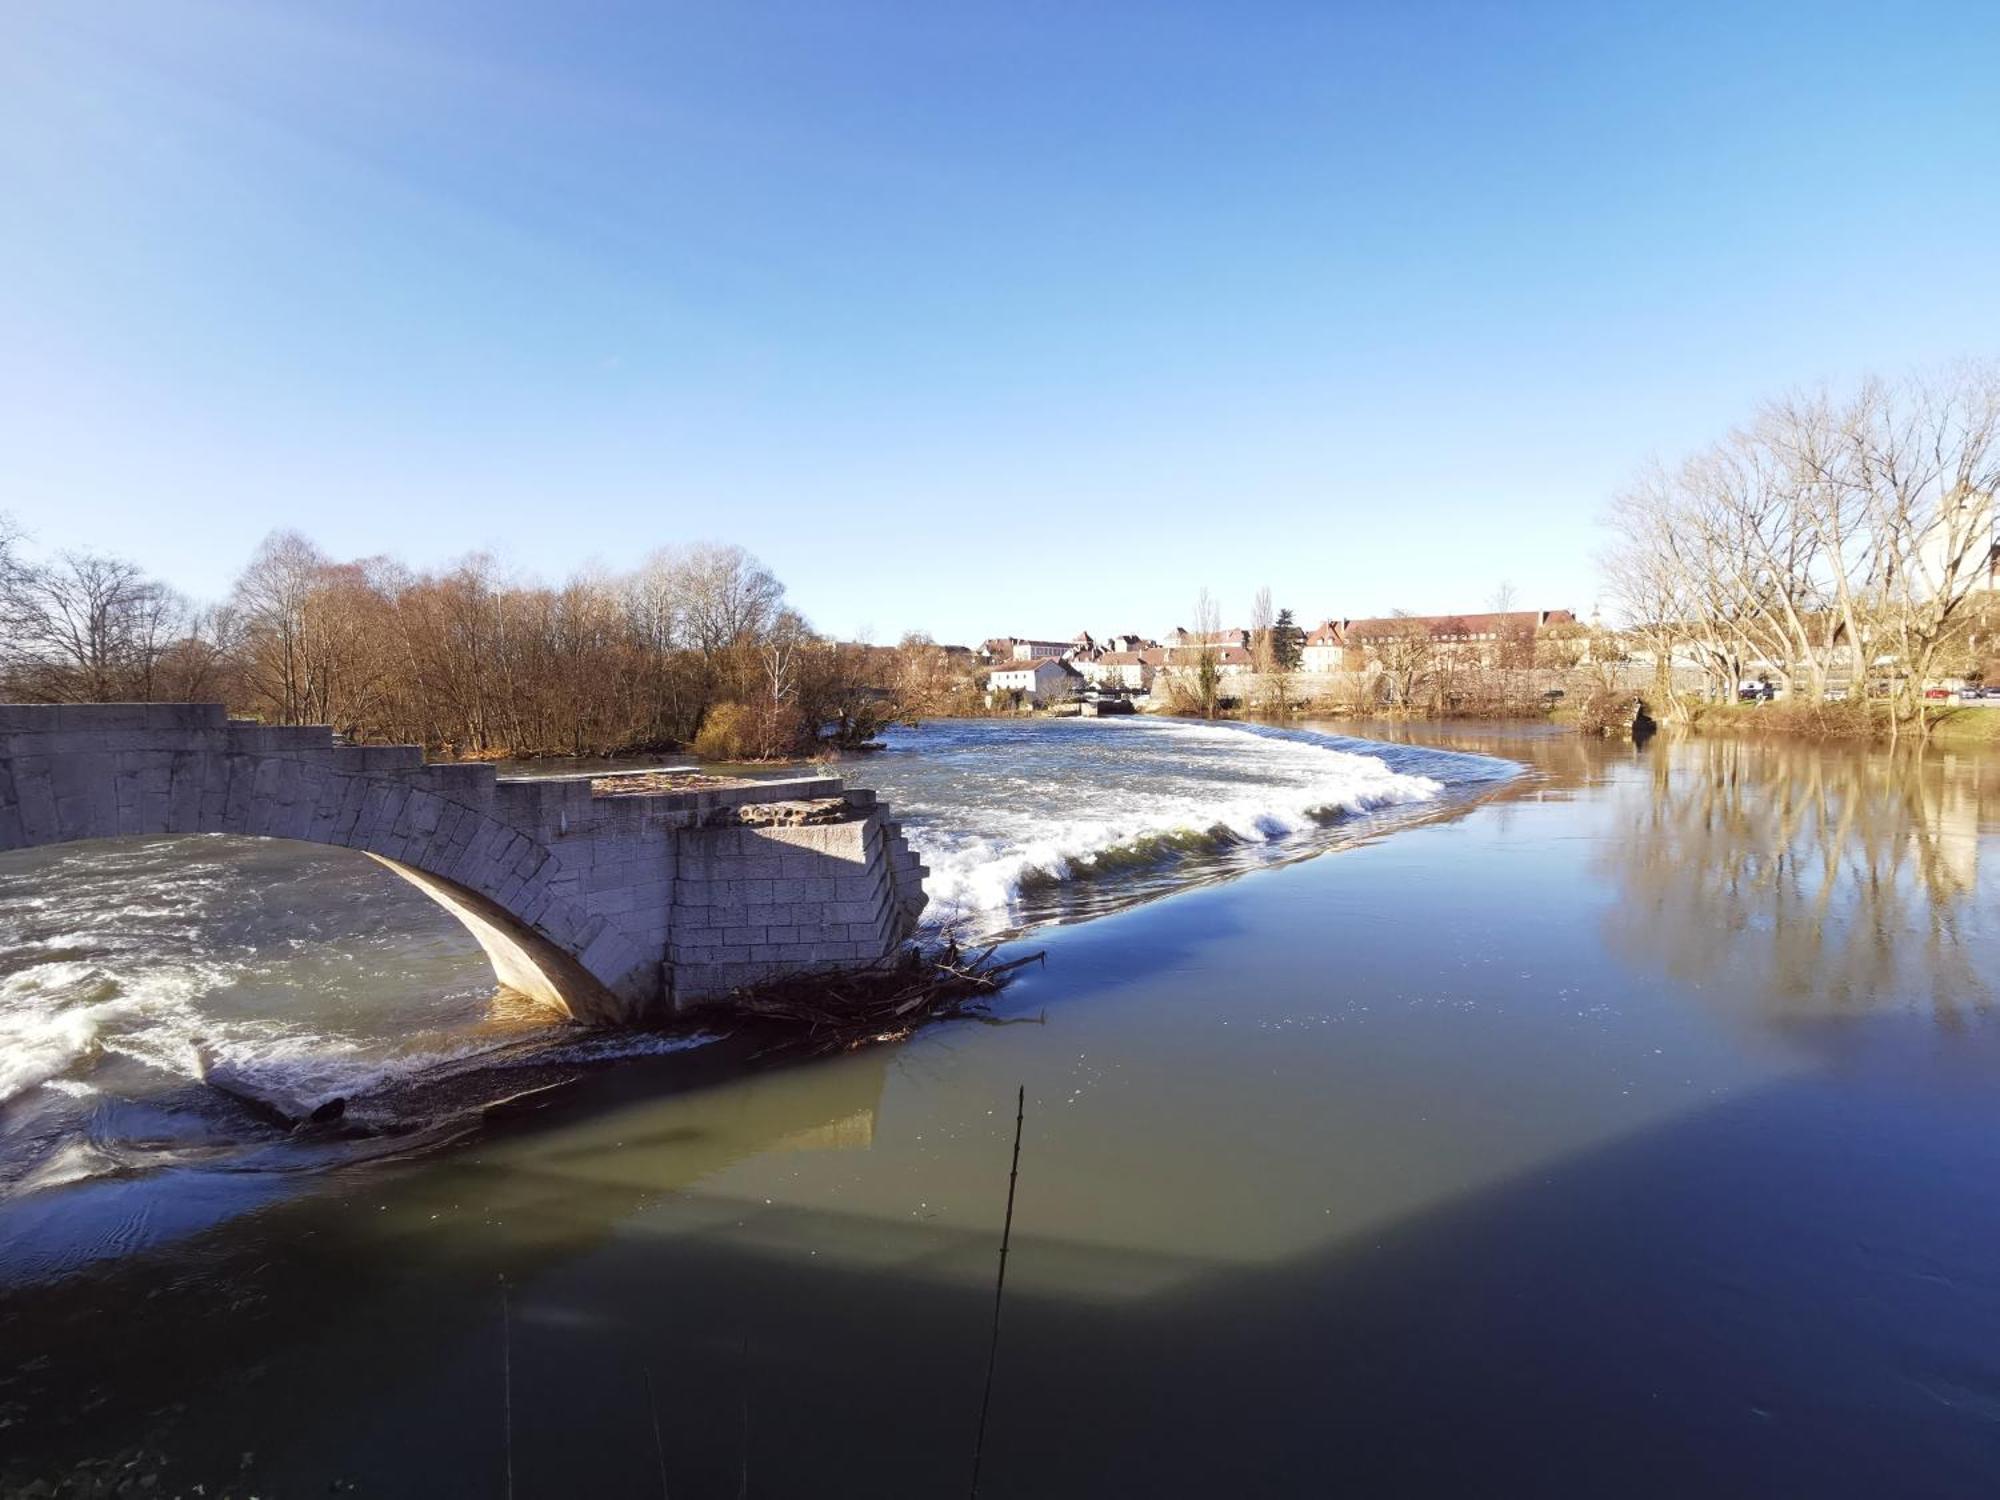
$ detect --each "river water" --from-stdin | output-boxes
[1,719,1997,1495]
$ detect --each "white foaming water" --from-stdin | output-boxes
[867,717,1508,932]
[0,837,563,1194]
[0,996,124,1107]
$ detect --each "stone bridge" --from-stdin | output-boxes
[0,704,928,1022]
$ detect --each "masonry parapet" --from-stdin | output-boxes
[0,704,929,1022]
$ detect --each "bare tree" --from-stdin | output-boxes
[1602,363,2000,733]
[231,530,331,723]
[1372,611,1436,710]
[1249,584,1287,716]
[6,550,189,702]
[674,543,786,668]
[1847,366,2000,733]
[1193,587,1222,718]
[0,512,28,673]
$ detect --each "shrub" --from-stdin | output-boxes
[693,700,810,760]
[692,701,754,760]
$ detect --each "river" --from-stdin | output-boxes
[1,719,1997,1495]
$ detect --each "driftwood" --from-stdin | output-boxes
[193,1045,362,1136]
[729,940,1045,1055]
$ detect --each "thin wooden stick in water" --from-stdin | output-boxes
[500,1276,515,1500]
[738,1333,752,1500]
[644,1364,670,1499]
[969,1085,1026,1499]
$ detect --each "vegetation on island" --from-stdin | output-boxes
[0,522,979,760]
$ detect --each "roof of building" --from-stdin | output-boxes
[1093,651,1152,666]
[987,657,1079,675]
[1342,609,1575,640]
[1169,628,1249,645]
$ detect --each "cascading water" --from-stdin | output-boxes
[863,717,1512,932]
[0,718,1509,1198]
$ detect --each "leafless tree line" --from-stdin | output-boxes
[0,519,236,707]
[0,524,911,759]
[1603,364,2000,728]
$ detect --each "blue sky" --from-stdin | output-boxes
[3,1,1997,642]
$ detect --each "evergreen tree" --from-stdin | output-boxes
[1273,608,1302,671]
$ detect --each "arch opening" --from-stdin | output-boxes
[365,854,611,1022]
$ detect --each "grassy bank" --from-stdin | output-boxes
[1667,699,2000,747]
[1922,708,2000,747]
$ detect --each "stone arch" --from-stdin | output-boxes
[0,704,929,1021]
[0,705,642,1021]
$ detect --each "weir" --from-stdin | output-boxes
[0,704,928,1022]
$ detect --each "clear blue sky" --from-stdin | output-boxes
[3,1,1997,642]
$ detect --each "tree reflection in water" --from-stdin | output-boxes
[1603,738,1997,1024]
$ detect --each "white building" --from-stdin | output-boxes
[986,658,1083,706]
[982,636,1080,663]
[1076,651,1154,692]
[1300,620,1345,673]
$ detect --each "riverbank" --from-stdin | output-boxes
[1622,699,2000,748]
[3,721,1999,1494]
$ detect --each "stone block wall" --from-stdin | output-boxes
[667,792,930,1001]
[0,704,929,1022]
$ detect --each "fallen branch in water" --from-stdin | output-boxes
[729,939,1045,1055]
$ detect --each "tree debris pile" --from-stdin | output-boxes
[590,770,739,796]
[728,940,1044,1054]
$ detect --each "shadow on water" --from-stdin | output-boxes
[5,1041,2000,1496]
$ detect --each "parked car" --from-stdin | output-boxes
[1924,687,1953,701]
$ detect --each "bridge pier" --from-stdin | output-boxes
[0,704,928,1021]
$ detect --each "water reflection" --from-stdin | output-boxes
[1603,739,1997,1023]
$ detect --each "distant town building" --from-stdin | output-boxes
[985,657,1083,706]
[1165,626,1251,652]
[981,635,1088,663]
[1912,490,1998,598]
[1300,620,1346,673]
[1077,651,1155,692]
[1301,610,1578,671]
